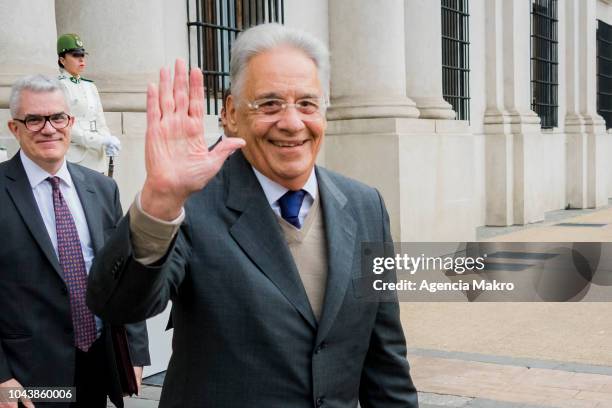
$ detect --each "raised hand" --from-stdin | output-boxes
[141,59,245,220]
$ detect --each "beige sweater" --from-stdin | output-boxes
[278,196,328,321]
[129,192,330,320]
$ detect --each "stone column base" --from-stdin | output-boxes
[410,96,456,119]
[326,96,420,120]
[91,73,158,112]
[565,114,608,209]
[484,111,545,226]
[325,117,478,241]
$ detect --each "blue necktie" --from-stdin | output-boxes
[278,190,306,229]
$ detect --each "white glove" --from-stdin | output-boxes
[101,134,121,157]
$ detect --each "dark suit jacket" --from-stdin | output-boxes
[87,151,418,408]
[0,153,150,408]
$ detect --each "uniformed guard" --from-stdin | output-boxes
[57,33,121,174]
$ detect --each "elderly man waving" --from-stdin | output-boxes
[88,23,418,408]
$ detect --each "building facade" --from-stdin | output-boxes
[1,0,611,242]
[1,0,611,376]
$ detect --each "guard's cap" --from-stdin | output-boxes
[57,33,86,55]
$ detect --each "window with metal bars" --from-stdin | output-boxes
[441,0,470,121]
[187,0,284,115]
[530,0,558,129]
[597,19,612,129]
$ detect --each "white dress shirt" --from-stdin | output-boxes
[218,134,318,224]
[252,167,318,227]
[20,150,102,334]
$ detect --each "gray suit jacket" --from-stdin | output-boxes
[0,153,150,408]
[87,151,418,408]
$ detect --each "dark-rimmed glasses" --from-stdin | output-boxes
[13,113,72,132]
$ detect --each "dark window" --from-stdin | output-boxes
[597,19,612,129]
[531,0,558,129]
[441,0,470,121]
[187,0,284,115]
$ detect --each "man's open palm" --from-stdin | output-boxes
[141,59,245,220]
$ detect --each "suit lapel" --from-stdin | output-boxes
[315,168,357,343]
[226,152,317,330]
[4,154,64,280]
[69,163,104,254]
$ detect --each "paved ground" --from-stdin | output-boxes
[476,200,612,241]
[113,386,161,407]
[112,205,612,408]
[401,204,612,407]
[411,353,612,407]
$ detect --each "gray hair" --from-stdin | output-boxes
[9,75,68,117]
[230,23,330,101]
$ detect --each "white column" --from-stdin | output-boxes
[578,0,600,120]
[325,0,478,241]
[0,0,57,107]
[485,0,540,123]
[0,0,58,157]
[483,0,544,226]
[564,0,608,208]
[325,0,417,240]
[404,0,455,119]
[327,0,419,119]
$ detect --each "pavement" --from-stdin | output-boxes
[113,204,612,408]
[402,203,612,407]
[112,386,161,407]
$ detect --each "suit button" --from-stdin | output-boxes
[316,396,325,407]
[314,342,327,354]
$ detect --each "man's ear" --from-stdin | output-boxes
[7,120,19,139]
[226,95,239,134]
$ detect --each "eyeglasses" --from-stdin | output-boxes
[247,97,326,122]
[13,113,72,132]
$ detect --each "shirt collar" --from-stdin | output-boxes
[59,68,80,83]
[252,166,318,206]
[20,150,73,189]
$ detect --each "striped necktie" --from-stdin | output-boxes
[47,176,96,352]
